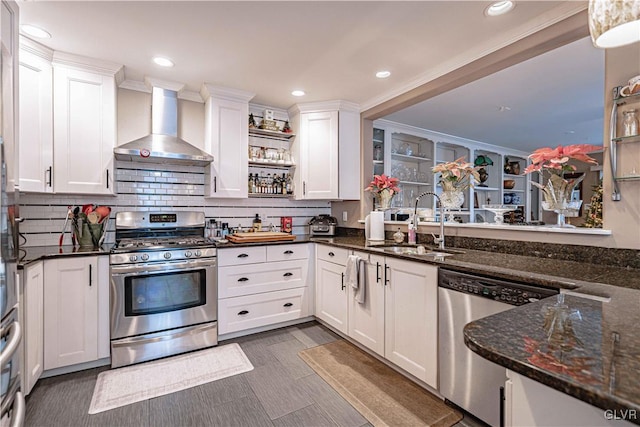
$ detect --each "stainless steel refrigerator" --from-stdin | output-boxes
[0,0,25,425]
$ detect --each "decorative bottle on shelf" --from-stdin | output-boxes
[623,109,638,137]
[253,214,262,232]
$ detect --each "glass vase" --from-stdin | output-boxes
[440,190,464,222]
[376,188,395,211]
[538,173,584,228]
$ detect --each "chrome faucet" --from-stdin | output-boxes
[412,191,445,250]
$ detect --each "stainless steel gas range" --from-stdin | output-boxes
[109,211,217,368]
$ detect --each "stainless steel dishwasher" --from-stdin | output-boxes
[438,269,558,427]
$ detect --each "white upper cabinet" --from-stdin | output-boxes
[19,39,53,193]
[201,84,255,198]
[51,52,120,195]
[289,101,361,200]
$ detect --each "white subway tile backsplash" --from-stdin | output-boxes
[19,162,330,246]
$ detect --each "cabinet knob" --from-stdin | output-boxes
[237,253,249,258]
[238,310,249,316]
[283,302,293,307]
[284,250,294,255]
[283,272,293,277]
[328,252,335,257]
[238,277,249,282]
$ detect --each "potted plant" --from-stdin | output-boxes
[364,174,401,210]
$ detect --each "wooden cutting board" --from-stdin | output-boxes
[227,231,296,243]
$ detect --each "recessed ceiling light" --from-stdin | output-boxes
[376,70,391,79]
[485,1,515,16]
[20,24,51,39]
[291,90,305,97]
[565,130,576,134]
[153,57,174,67]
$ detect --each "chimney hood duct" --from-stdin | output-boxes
[114,87,214,166]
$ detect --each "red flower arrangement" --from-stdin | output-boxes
[364,174,401,195]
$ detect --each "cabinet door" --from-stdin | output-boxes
[384,258,438,387]
[44,257,99,370]
[24,261,44,395]
[53,66,115,194]
[315,259,348,334]
[19,49,53,193]
[348,252,385,356]
[298,111,338,199]
[204,96,249,198]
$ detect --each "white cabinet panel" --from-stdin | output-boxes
[348,252,385,356]
[219,259,308,298]
[384,258,438,387]
[53,66,115,194]
[266,243,310,262]
[218,246,266,266]
[299,111,339,199]
[24,261,44,395]
[315,258,348,334]
[19,48,53,193]
[44,256,99,369]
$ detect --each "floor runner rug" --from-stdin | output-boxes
[89,343,253,414]
[299,340,462,427]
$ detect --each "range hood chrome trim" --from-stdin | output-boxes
[114,87,213,167]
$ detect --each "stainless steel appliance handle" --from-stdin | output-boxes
[111,322,216,347]
[0,321,21,369]
[10,391,25,427]
[111,258,216,276]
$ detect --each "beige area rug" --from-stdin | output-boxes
[89,343,253,414]
[299,340,462,427]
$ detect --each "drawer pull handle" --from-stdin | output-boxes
[238,310,249,316]
[283,302,293,307]
[328,252,335,257]
[283,272,293,277]
[341,272,345,290]
[238,277,249,282]
[284,250,294,254]
[237,253,249,258]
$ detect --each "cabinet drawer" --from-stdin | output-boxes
[267,243,310,262]
[316,245,349,265]
[218,259,308,298]
[218,246,266,266]
[218,287,309,334]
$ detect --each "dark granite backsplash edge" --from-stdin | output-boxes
[336,227,640,269]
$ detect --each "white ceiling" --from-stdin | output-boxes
[384,36,605,152]
[20,1,579,111]
[20,1,601,153]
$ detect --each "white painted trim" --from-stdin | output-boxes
[144,76,184,93]
[51,51,122,76]
[374,118,531,158]
[360,3,587,112]
[40,357,110,378]
[19,36,53,61]
[218,316,315,341]
[288,100,360,115]
[200,83,255,103]
[119,79,151,93]
[178,90,204,104]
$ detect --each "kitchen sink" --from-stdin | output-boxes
[380,245,455,258]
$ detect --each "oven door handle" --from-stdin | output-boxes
[0,321,21,369]
[110,259,216,276]
[111,322,216,347]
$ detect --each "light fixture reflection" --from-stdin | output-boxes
[153,57,174,67]
[485,1,515,17]
[21,24,51,39]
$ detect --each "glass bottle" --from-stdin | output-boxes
[623,109,638,137]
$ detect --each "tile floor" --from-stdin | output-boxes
[24,321,482,427]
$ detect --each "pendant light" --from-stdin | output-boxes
[588,0,640,48]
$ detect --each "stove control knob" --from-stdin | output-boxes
[141,254,149,261]
[129,255,138,262]
[164,252,172,260]
[185,251,192,258]
[195,250,202,257]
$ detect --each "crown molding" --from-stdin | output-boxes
[19,36,53,61]
[178,90,205,103]
[288,100,360,116]
[51,51,122,76]
[144,76,184,93]
[119,78,204,103]
[119,79,151,93]
[200,83,255,103]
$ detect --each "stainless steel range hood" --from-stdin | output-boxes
[114,87,214,166]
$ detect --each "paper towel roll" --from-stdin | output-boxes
[367,211,385,241]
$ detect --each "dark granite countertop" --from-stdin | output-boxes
[18,244,114,267]
[464,287,640,423]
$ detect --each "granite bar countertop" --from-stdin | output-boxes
[464,285,640,424]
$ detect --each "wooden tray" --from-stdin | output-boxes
[227,231,296,243]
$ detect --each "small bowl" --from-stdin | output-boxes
[503,180,515,189]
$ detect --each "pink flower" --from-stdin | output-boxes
[364,174,401,194]
[524,144,600,175]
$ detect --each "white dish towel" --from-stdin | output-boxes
[345,255,366,304]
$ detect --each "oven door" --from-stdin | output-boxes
[110,257,217,340]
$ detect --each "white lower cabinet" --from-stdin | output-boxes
[315,245,350,334]
[43,256,110,370]
[384,257,438,388]
[347,251,385,356]
[505,370,635,427]
[23,261,44,395]
[218,244,312,335]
